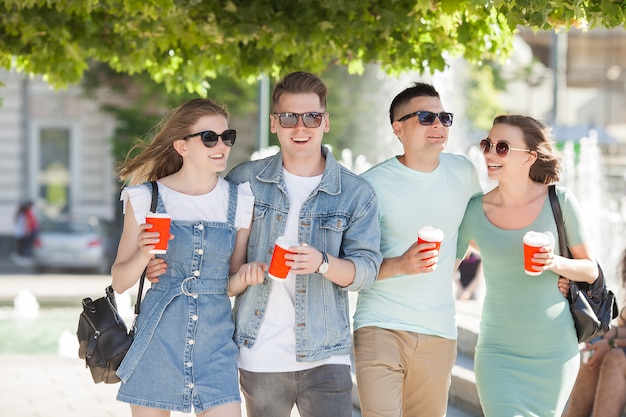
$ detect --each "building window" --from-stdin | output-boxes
[38,127,70,217]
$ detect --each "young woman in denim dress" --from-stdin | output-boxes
[111,98,265,417]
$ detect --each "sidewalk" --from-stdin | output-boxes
[0,256,480,417]
[0,354,306,417]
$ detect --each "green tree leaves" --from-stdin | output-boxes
[1,0,623,93]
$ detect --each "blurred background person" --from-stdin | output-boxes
[562,248,626,417]
[11,201,38,265]
[455,247,484,301]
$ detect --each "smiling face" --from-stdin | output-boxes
[483,123,534,181]
[392,96,448,157]
[177,114,232,173]
[270,92,330,174]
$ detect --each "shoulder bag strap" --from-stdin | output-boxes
[133,181,158,316]
[548,184,579,305]
[548,184,571,259]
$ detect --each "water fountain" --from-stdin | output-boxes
[115,289,135,328]
[57,329,79,358]
[12,290,40,320]
[560,132,626,295]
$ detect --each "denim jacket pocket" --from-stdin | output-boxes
[320,214,350,232]
[318,214,350,251]
[249,205,268,249]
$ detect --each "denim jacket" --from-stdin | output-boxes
[225,146,382,361]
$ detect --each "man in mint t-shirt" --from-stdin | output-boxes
[354,82,482,417]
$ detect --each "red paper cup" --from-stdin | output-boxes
[417,226,444,267]
[417,226,444,251]
[523,231,550,276]
[268,236,298,280]
[145,213,171,254]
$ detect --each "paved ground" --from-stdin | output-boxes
[0,254,477,417]
[0,354,306,417]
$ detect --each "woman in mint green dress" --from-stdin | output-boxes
[457,115,599,416]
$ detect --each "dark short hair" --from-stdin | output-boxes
[389,82,440,124]
[272,71,328,112]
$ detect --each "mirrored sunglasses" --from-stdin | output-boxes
[273,112,326,128]
[183,129,236,148]
[397,111,454,127]
[479,139,530,157]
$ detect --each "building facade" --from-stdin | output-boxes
[0,69,117,241]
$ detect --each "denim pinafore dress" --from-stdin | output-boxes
[116,181,240,413]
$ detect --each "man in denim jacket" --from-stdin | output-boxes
[226,71,382,417]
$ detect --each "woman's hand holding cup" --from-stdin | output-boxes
[523,231,553,276]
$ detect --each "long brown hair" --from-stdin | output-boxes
[117,98,229,185]
[492,115,561,184]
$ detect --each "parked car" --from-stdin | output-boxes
[33,215,118,274]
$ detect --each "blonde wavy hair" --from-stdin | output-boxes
[117,98,229,185]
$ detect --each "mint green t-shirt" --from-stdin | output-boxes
[355,153,482,339]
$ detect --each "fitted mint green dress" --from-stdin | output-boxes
[457,187,582,417]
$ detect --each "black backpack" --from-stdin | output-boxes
[77,286,136,383]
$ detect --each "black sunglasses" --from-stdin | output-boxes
[397,111,454,127]
[479,139,530,157]
[183,129,236,148]
[272,112,326,128]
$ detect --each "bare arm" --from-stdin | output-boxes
[228,225,266,296]
[318,252,356,288]
[536,241,598,284]
[111,202,157,293]
[283,244,357,288]
[377,241,439,281]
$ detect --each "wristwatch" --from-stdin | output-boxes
[608,338,617,349]
[317,252,329,274]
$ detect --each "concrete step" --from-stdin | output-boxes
[449,300,483,416]
[456,300,481,358]
[450,353,482,416]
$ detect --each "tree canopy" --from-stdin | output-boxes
[1,0,624,94]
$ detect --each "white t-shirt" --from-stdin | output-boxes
[238,168,351,372]
[120,178,254,229]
